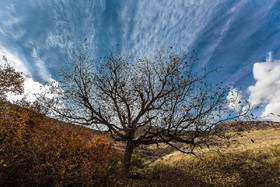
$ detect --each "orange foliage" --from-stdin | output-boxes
[0,101,122,186]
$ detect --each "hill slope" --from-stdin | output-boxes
[0,101,121,186]
[1,101,279,186]
[120,122,280,186]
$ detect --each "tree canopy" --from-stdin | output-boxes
[52,47,251,174]
[0,56,25,100]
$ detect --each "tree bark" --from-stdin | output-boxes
[122,142,134,176]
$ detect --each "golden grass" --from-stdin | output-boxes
[123,128,280,186]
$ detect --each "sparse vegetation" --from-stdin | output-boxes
[120,127,280,186]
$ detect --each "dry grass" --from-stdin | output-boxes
[120,128,280,186]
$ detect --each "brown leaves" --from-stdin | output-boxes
[0,102,122,186]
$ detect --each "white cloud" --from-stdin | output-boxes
[6,77,64,117]
[118,0,226,56]
[1,44,52,83]
[7,77,44,102]
[0,46,59,108]
[31,48,52,81]
[7,77,61,102]
[248,52,280,121]
[3,17,20,27]
[46,31,74,49]
[0,5,26,40]
[227,88,251,117]
[0,46,30,75]
[227,88,243,110]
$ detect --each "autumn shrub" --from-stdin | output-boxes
[0,101,122,186]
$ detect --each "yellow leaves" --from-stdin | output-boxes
[112,130,126,135]
[0,160,7,167]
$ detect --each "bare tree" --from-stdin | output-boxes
[53,46,250,174]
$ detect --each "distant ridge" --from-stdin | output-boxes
[214,121,280,133]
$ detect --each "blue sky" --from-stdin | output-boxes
[1,0,280,120]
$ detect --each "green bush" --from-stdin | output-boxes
[130,152,145,168]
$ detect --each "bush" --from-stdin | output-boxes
[130,152,145,168]
[0,101,122,186]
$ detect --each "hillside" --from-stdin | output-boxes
[119,122,280,186]
[0,101,122,186]
[1,101,280,186]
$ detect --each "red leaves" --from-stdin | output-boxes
[0,101,122,186]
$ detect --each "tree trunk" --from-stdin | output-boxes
[122,142,134,176]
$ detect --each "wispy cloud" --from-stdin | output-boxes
[118,0,224,56]
[31,49,52,81]
[0,0,280,117]
[0,46,30,75]
[248,52,280,121]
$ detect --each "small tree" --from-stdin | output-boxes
[0,56,25,100]
[54,46,250,174]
